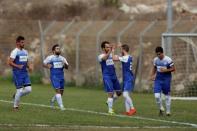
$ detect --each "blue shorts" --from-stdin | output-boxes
[123,80,134,92]
[103,75,121,93]
[154,78,171,95]
[13,71,31,89]
[50,75,64,90]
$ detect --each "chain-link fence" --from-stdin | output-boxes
[0,19,196,93]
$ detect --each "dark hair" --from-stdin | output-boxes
[121,44,129,52]
[101,41,110,49]
[16,36,25,42]
[52,44,59,51]
[155,46,163,53]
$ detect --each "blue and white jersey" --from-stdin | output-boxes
[10,48,29,72]
[153,55,174,79]
[43,55,68,79]
[98,53,116,76]
[119,55,134,81]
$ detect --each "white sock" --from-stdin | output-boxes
[123,91,134,112]
[165,95,171,113]
[21,86,32,97]
[154,93,163,110]
[56,94,64,108]
[107,98,113,112]
[14,88,23,108]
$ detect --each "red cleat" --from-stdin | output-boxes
[127,108,136,116]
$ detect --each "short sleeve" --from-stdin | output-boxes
[119,56,129,63]
[167,57,174,67]
[153,57,157,66]
[10,49,17,59]
[43,56,51,64]
[98,54,105,62]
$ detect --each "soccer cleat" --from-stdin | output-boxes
[160,106,165,112]
[166,112,171,116]
[124,108,136,116]
[159,109,164,116]
[108,109,115,115]
[13,107,19,111]
[60,106,66,111]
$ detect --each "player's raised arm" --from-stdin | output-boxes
[111,46,119,61]
[101,47,112,61]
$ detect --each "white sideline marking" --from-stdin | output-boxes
[0,99,197,128]
[171,97,197,101]
[0,124,196,129]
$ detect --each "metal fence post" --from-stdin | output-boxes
[38,20,56,78]
[137,21,157,90]
[95,20,114,85]
[38,20,48,78]
[163,18,181,54]
[117,21,135,43]
[166,0,173,57]
[75,21,93,86]
[58,20,75,46]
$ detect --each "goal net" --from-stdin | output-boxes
[162,33,197,100]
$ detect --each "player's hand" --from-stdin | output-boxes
[28,64,33,72]
[17,65,24,69]
[64,64,69,69]
[160,68,167,73]
[150,75,155,81]
[47,64,52,69]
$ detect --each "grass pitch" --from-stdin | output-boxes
[0,81,196,130]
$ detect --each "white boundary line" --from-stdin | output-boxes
[171,97,197,101]
[0,124,196,129]
[0,99,197,128]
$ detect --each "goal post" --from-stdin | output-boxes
[161,33,197,100]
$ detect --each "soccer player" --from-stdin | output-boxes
[98,41,122,115]
[43,44,69,111]
[150,46,175,116]
[112,44,136,116]
[8,36,32,111]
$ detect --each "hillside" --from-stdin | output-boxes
[0,0,196,21]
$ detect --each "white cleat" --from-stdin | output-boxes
[60,106,66,111]
[160,106,165,112]
[166,112,171,116]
